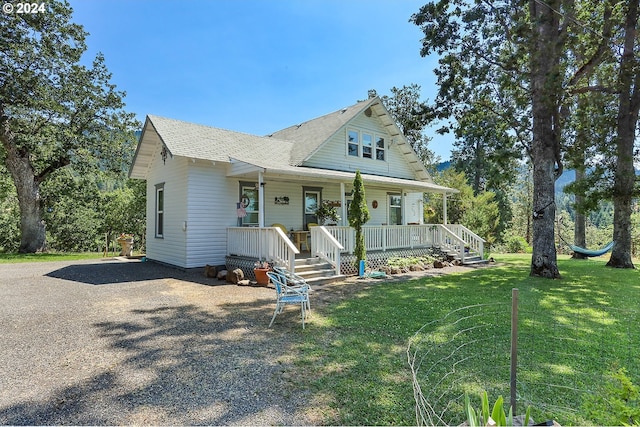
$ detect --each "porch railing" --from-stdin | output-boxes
[310,226,344,275]
[443,224,485,259]
[323,224,483,263]
[227,227,299,271]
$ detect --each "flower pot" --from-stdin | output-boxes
[254,268,270,286]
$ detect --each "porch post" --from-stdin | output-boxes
[258,171,265,227]
[340,182,346,226]
[443,193,448,225]
[401,191,406,225]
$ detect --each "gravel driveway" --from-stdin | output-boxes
[0,258,320,425]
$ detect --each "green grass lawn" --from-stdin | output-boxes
[293,254,640,426]
[0,251,108,263]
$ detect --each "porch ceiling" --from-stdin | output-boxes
[227,158,457,194]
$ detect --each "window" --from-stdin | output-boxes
[376,137,385,161]
[240,183,259,226]
[362,133,373,158]
[348,130,359,157]
[389,194,402,225]
[155,183,165,238]
[346,129,386,161]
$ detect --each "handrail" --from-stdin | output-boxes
[435,224,467,262]
[311,226,345,275]
[227,227,299,271]
[443,224,485,259]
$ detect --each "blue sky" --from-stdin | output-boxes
[70,0,453,160]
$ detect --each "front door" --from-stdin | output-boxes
[303,187,322,230]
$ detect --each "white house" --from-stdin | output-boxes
[129,96,484,279]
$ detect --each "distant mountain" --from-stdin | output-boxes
[434,161,637,196]
[435,160,451,172]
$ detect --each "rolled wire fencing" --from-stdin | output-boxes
[407,289,639,426]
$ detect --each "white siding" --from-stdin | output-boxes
[184,162,238,268]
[259,180,345,230]
[145,153,189,267]
[351,189,424,225]
[302,113,417,180]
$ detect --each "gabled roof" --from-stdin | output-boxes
[268,98,374,165]
[130,97,433,184]
[129,115,293,179]
[268,96,431,181]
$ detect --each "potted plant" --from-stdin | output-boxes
[316,201,341,225]
[253,259,270,286]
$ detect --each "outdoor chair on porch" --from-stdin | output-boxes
[267,271,310,329]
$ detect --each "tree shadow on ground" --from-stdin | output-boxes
[45,260,222,286]
[0,297,313,425]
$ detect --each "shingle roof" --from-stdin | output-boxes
[268,98,374,165]
[130,97,433,185]
[148,115,293,166]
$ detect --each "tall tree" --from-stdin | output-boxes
[607,0,639,269]
[412,0,615,278]
[0,0,136,252]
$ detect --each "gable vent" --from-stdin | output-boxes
[364,107,372,117]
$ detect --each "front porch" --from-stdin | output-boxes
[226,224,485,281]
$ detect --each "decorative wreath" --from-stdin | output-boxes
[240,195,250,208]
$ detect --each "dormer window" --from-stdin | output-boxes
[376,137,385,161]
[347,129,386,161]
[348,130,359,156]
[362,133,373,158]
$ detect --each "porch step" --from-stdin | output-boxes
[462,255,489,266]
[294,257,344,285]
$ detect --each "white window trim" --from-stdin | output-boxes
[346,128,386,162]
[155,183,165,238]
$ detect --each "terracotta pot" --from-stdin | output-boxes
[253,268,270,286]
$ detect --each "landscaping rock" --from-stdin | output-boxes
[433,260,445,269]
[217,270,228,280]
[409,264,424,271]
[204,264,217,278]
[237,279,250,286]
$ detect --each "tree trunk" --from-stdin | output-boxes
[607,0,638,269]
[529,0,561,278]
[1,126,47,253]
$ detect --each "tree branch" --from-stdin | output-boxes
[567,1,615,88]
[35,156,70,183]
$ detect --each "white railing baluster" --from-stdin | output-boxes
[227,227,299,271]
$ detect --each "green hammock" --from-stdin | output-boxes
[569,241,615,257]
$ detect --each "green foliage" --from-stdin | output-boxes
[465,392,524,427]
[425,169,501,244]
[583,367,640,426]
[0,0,139,252]
[497,234,532,254]
[348,170,370,266]
[315,201,340,225]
